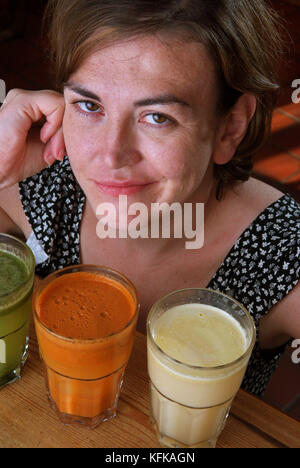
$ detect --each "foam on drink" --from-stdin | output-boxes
[153,304,247,367]
[36,272,135,339]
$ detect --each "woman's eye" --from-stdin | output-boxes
[76,101,101,113]
[143,113,172,126]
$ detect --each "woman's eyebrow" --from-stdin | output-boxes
[134,95,190,108]
[64,82,102,101]
[64,82,190,108]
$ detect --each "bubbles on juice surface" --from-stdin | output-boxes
[37,272,134,339]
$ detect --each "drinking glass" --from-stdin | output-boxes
[0,234,35,389]
[33,265,139,428]
[147,288,256,448]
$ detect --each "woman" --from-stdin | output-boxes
[0,0,299,397]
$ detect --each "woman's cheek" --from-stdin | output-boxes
[62,110,77,156]
[145,141,187,179]
[63,114,91,163]
[157,149,198,181]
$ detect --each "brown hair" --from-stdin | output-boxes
[44,0,286,199]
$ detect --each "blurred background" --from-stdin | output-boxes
[0,0,299,420]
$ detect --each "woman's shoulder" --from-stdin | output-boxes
[228,176,299,244]
[235,176,299,225]
[232,176,286,213]
[209,177,287,246]
[208,176,298,267]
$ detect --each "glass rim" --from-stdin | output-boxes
[33,264,140,344]
[147,287,256,372]
[0,232,35,299]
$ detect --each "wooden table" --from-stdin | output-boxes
[0,326,299,449]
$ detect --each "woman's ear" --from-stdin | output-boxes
[213,94,257,165]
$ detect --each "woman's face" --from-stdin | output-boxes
[63,34,222,221]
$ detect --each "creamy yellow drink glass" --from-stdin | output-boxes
[147,289,256,448]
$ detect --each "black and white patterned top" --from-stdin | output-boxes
[19,157,300,396]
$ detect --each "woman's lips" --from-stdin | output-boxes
[94,181,155,197]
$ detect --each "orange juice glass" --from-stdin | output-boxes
[33,265,139,428]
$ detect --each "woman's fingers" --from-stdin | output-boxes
[0,89,66,187]
[39,95,65,143]
[43,126,66,165]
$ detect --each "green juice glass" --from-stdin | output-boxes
[0,234,35,389]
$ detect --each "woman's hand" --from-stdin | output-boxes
[0,89,65,190]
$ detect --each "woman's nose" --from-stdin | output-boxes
[101,119,142,169]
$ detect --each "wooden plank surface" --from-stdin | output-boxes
[0,324,299,448]
[231,389,300,448]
